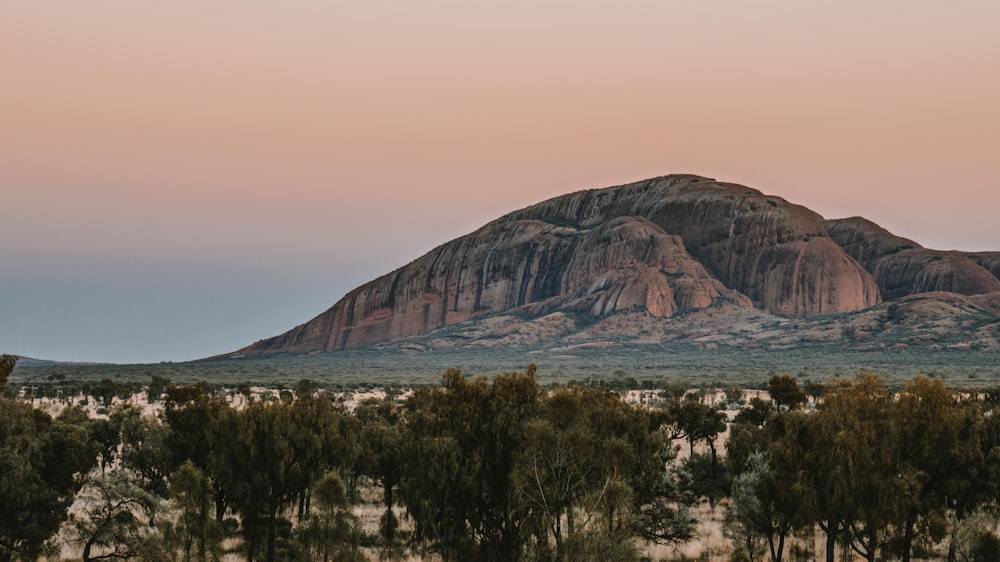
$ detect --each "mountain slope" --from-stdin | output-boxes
[825,217,1000,300]
[232,175,998,356]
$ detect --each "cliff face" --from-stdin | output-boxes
[243,211,749,354]
[826,218,1000,300]
[965,252,1000,281]
[495,175,880,317]
[235,175,998,356]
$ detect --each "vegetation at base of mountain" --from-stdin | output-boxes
[4,359,1000,560]
[8,345,1000,394]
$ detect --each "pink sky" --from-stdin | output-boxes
[2,2,998,362]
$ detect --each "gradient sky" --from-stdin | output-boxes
[2,1,998,363]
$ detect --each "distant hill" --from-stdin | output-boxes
[9,356,108,367]
[228,175,1000,357]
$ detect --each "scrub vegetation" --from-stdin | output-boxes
[4,353,1000,561]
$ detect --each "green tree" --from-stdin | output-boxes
[93,377,118,409]
[0,355,16,394]
[402,367,540,561]
[514,386,693,556]
[71,470,161,562]
[767,375,807,411]
[147,375,169,404]
[295,473,364,562]
[941,399,1000,562]
[354,397,405,547]
[724,449,803,562]
[888,376,969,561]
[217,396,352,562]
[0,398,98,561]
[163,385,236,518]
[515,389,597,552]
[734,397,774,428]
[775,373,901,562]
[112,404,173,497]
[672,399,726,502]
[169,461,223,562]
[724,451,770,562]
[88,418,120,474]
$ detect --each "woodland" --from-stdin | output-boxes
[3,353,1000,562]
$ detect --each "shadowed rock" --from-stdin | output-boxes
[826,217,1000,300]
[964,252,1000,281]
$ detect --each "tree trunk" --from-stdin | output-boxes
[824,526,836,562]
[82,537,94,562]
[554,507,562,548]
[383,483,396,543]
[184,525,193,562]
[266,501,278,562]
[709,440,718,478]
[768,530,785,562]
[901,514,915,562]
[246,512,256,562]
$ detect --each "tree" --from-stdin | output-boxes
[354,397,405,547]
[112,404,173,498]
[296,473,364,562]
[88,418,120,474]
[767,375,807,411]
[71,470,161,562]
[402,367,540,561]
[147,375,169,404]
[725,450,803,562]
[724,451,771,562]
[734,397,774,428]
[941,399,1000,562]
[775,373,902,562]
[673,400,726,507]
[163,385,237,518]
[168,461,223,562]
[214,396,352,562]
[0,355,16,394]
[888,376,969,562]
[513,384,694,560]
[226,401,301,562]
[672,401,723,455]
[515,389,597,553]
[0,398,98,561]
[93,378,118,409]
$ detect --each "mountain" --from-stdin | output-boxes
[230,175,1000,356]
[825,217,1000,300]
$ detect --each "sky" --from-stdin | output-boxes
[2,1,998,363]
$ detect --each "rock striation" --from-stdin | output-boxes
[234,175,994,356]
[964,252,1000,281]
[495,176,880,318]
[825,217,1000,300]
[241,211,750,354]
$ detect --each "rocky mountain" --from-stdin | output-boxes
[825,217,1000,300]
[232,175,1000,356]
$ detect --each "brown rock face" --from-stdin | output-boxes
[496,175,880,317]
[241,211,748,354]
[964,252,1000,281]
[236,175,890,355]
[826,217,1000,300]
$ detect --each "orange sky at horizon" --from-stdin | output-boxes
[2,1,999,362]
